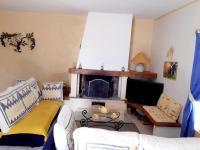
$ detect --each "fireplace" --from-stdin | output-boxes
[68,69,128,121]
[69,69,128,100]
[79,75,119,99]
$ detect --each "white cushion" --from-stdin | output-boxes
[42,82,63,101]
[54,105,76,150]
[54,123,68,150]
[73,127,139,150]
[138,134,200,150]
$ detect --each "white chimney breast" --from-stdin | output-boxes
[77,12,132,71]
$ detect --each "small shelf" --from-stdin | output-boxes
[68,68,157,80]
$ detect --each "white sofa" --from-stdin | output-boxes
[73,127,200,150]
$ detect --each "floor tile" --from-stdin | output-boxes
[0,146,9,150]
[125,110,153,135]
[27,147,43,150]
[7,146,27,150]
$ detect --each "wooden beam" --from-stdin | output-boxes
[68,68,157,80]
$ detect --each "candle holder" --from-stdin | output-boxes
[101,65,104,70]
[78,63,82,69]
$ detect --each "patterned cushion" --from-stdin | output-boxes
[42,82,63,101]
[17,82,38,111]
[16,80,25,84]
[166,99,182,121]
[157,94,170,114]
[157,93,182,121]
[26,77,42,101]
[143,106,176,123]
[0,83,27,132]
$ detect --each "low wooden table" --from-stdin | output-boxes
[80,110,124,131]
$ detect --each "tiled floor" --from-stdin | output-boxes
[0,110,153,150]
[125,109,153,135]
[0,146,43,150]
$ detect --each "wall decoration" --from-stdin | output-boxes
[166,47,174,61]
[163,61,178,80]
[0,32,35,53]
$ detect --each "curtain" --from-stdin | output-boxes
[181,32,200,137]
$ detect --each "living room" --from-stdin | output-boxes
[0,0,200,150]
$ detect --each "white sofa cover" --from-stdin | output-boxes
[73,127,200,150]
[54,104,77,150]
[73,127,140,150]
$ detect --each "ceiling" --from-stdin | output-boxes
[0,0,195,18]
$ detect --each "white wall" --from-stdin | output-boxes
[151,1,200,120]
[77,12,132,71]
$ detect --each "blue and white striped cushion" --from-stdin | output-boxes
[27,77,42,101]
[17,82,38,111]
[16,79,25,84]
[42,82,63,101]
[0,81,39,133]
[0,83,27,132]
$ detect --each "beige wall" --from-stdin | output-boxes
[129,19,154,69]
[0,11,86,91]
[0,10,154,91]
[151,1,200,120]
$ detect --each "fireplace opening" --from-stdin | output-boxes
[79,75,119,99]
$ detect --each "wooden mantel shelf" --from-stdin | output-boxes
[68,68,157,80]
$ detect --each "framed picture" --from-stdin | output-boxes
[163,61,178,80]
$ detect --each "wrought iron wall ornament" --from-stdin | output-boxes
[0,32,35,53]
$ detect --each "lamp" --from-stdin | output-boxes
[131,52,150,72]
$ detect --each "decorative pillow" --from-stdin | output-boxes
[166,99,182,121]
[42,82,63,101]
[17,82,38,111]
[0,83,27,132]
[157,93,170,114]
[157,93,182,121]
[54,105,77,150]
[16,80,25,84]
[26,77,42,101]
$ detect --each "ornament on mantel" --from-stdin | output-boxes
[130,52,150,72]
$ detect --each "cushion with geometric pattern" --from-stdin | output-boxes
[42,82,63,101]
[26,77,42,101]
[0,83,27,133]
[17,81,38,112]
